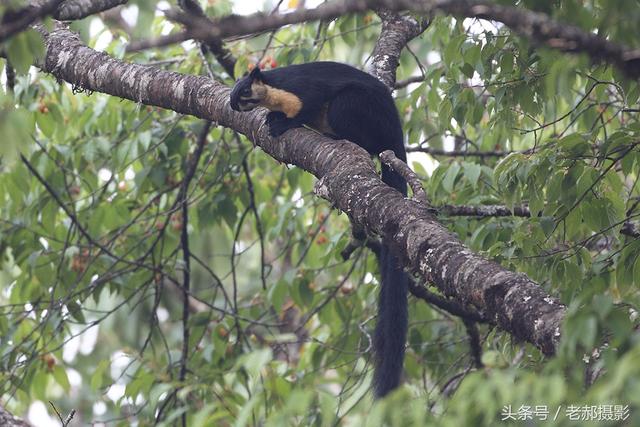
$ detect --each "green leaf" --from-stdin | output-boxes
[52,365,71,393]
[36,110,56,138]
[268,278,289,310]
[463,43,481,69]
[291,276,314,308]
[460,63,475,79]
[5,29,44,74]
[442,162,461,193]
[239,348,272,379]
[462,162,481,187]
[557,134,589,156]
[165,128,186,157]
[234,56,249,79]
[0,104,32,163]
[499,52,514,74]
[528,185,543,217]
[91,359,111,391]
[443,34,465,67]
[66,301,85,323]
[438,99,453,130]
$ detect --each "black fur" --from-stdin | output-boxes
[230,62,408,398]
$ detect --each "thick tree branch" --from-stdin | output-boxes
[127,0,640,80]
[371,9,429,203]
[0,405,30,427]
[407,146,515,157]
[125,0,376,52]
[53,0,129,20]
[0,0,64,43]
[40,27,564,355]
[441,204,640,240]
[0,0,127,42]
[621,222,640,239]
[173,0,236,77]
[441,204,531,217]
[369,9,430,88]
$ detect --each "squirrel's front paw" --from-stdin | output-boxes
[266,112,290,137]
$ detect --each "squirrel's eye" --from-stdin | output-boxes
[241,87,252,97]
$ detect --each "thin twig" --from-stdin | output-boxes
[48,401,75,426]
[408,281,488,323]
[178,121,211,427]
[380,149,430,205]
[242,158,268,290]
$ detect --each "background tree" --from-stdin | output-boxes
[1,0,639,426]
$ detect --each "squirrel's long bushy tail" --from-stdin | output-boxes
[373,163,408,398]
[325,85,409,398]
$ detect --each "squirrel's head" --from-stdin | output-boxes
[229,67,267,112]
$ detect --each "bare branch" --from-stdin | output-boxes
[0,0,128,42]
[100,6,133,35]
[380,149,430,205]
[0,0,64,43]
[408,281,486,323]
[0,405,31,427]
[621,222,640,239]
[441,204,640,241]
[48,402,75,427]
[441,204,531,217]
[395,74,427,88]
[54,0,128,20]
[172,1,236,77]
[407,146,517,157]
[176,121,210,427]
[127,0,640,80]
[125,0,376,52]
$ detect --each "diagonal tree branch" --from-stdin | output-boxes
[0,0,128,43]
[53,0,129,20]
[126,0,640,81]
[173,0,236,78]
[0,0,64,43]
[0,405,31,427]
[40,26,564,355]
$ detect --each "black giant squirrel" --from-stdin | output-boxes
[230,61,408,398]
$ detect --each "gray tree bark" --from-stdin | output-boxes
[0,405,31,427]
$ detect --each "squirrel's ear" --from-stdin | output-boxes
[249,66,262,80]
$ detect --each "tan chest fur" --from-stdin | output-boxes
[260,84,303,118]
